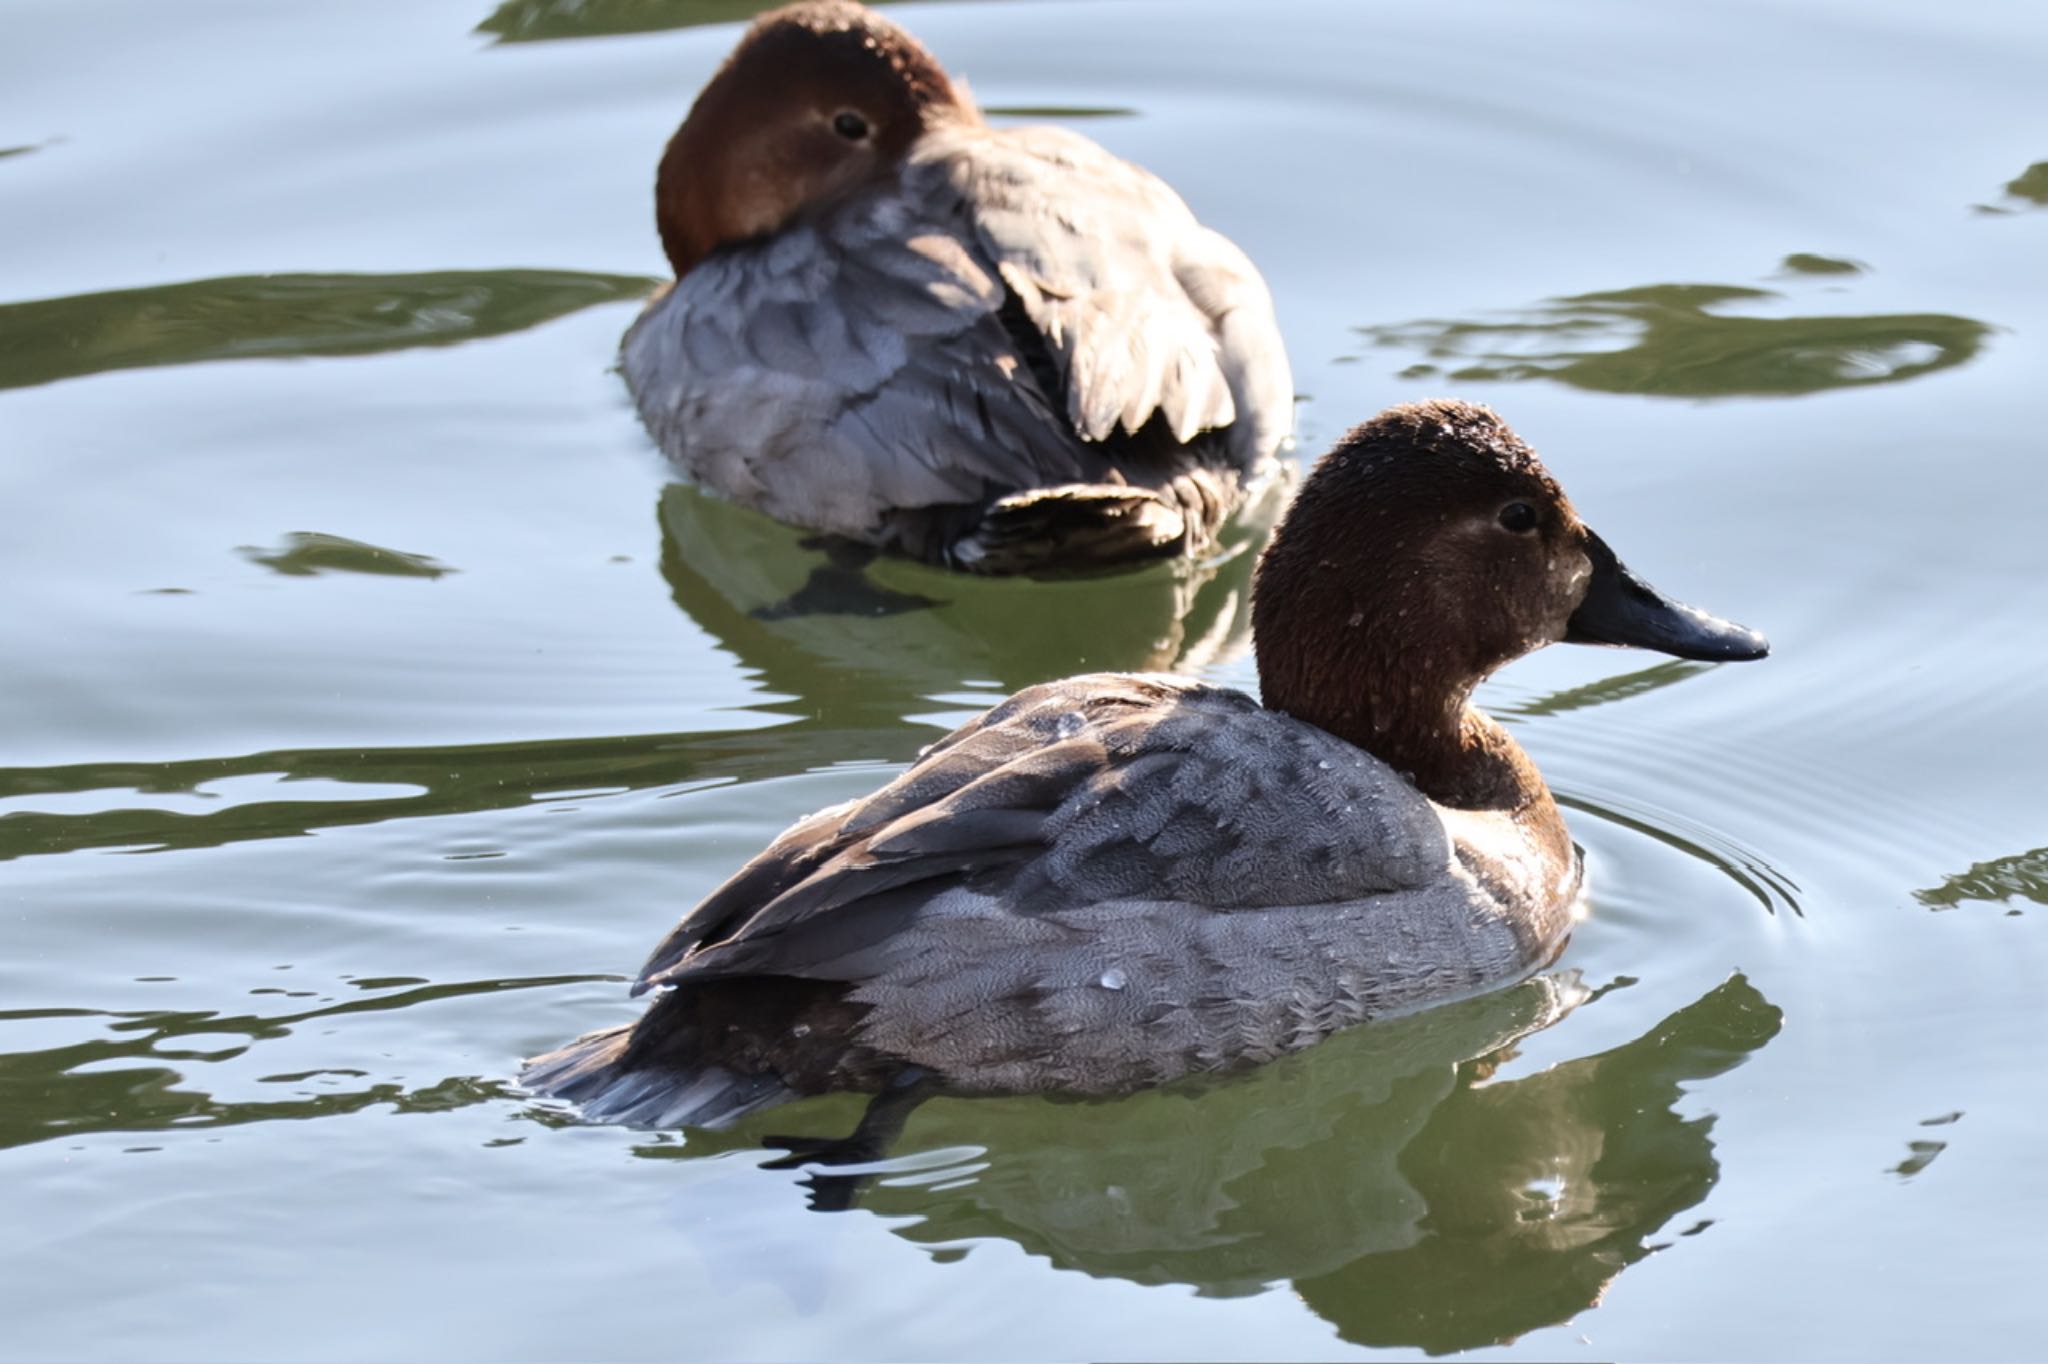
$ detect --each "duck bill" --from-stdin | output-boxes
[1565,531,1769,662]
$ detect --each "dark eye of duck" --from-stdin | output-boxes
[832,111,871,142]
[1497,501,1539,534]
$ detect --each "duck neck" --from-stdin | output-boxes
[1266,663,1545,813]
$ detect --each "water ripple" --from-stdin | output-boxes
[1358,278,1990,398]
[0,270,654,392]
[0,975,603,1151]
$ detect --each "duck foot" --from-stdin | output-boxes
[761,1068,936,1212]
[750,538,941,621]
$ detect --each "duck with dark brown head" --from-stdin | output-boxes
[522,401,1766,1132]
[623,0,1294,573]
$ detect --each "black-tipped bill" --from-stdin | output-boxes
[1565,531,1769,662]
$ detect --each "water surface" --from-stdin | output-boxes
[5,0,2047,1359]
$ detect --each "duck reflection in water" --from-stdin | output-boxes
[655,476,1281,764]
[649,974,1781,1353]
[530,403,1766,1146]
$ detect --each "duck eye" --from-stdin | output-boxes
[1497,501,1539,533]
[832,111,871,141]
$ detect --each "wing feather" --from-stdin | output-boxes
[634,677,1449,993]
[622,126,1291,563]
[911,126,1291,468]
[623,191,1095,541]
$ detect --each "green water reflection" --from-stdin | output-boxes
[1499,659,1713,719]
[673,973,1781,1354]
[658,482,1270,728]
[2004,162,2048,206]
[0,977,590,1151]
[476,0,884,43]
[1974,160,2048,214]
[981,106,1139,121]
[238,532,456,580]
[1360,281,1989,398]
[1915,845,2048,911]
[1890,1121,1954,1179]
[0,269,654,392]
[1777,252,1866,276]
[0,731,804,863]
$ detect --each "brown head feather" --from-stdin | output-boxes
[1252,401,1595,810]
[654,2,975,277]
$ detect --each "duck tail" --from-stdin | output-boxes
[519,1020,792,1130]
[951,482,1199,574]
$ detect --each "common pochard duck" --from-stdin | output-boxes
[621,0,1293,573]
[523,401,1767,1128]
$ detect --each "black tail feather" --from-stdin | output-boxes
[952,482,1193,573]
[519,1023,792,1130]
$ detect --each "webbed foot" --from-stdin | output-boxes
[761,1068,936,1212]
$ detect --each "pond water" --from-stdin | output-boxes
[4,0,2046,1358]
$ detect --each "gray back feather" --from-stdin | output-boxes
[918,125,1291,469]
[635,675,1448,994]
[622,123,1291,547]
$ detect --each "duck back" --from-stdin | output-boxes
[622,123,1291,572]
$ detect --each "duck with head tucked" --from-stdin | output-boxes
[523,401,1768,1131]
[623,0,1293,573]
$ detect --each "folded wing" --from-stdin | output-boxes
[622,127,1291,558]
[625,192,1105,537]
[634,675,1449,994]
[915,124,1293,471]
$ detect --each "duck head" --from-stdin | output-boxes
[654,1,975,279]
[1252,400,1765,808]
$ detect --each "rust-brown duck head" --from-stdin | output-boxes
[654,1,976,279]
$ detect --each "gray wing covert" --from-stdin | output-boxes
[635,675,1448,992]
[632,675,1157,992]
[915,125,1293,471]
[622,193,1096,537]
[1007,681,1451,911]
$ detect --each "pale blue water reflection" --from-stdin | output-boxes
[3,0,2047,1360]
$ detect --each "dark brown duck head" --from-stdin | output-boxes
[654,1,976,279]
[1252,400,1766,810]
